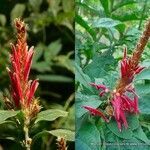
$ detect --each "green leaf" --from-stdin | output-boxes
[107,118,133,139]
[11,4,25,21]
[37,74,73,82]
[76,93,102,118]
[62,0,74,12]
[0,14,6,26]
[33,43,44,63]
[92,18,122,28]
[84,54,114,79]
[127,115,139,130]
[0,110,19,124]
[134,126,150,144]
[29,0,42,12]
[99,0,110,15]
[76,122,101,150]
[35,109,68,123]
[76,15,96,40]
[135,83,150,97]
[138,94,150,114]
[56,55,75,73]
[32,129,75,144]
[32,130,49,145]
[75,63,91,88]
[44,40,62,62]
[32,61,51,72]
[113,0,137,12]
[76,2,99,15]
[112,12,142,22]
[135,68,150,80]
[49,129,75,141]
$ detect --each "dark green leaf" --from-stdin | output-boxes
[35,109,68,123]
[84,54,114,79]
[37,74,73,82]
[49,129,75,141]
[0,110,19,124]
[99,0,110,15]
[76,93,102,118]
[92,18,122,28]
[134,126,150,144]
[32,62,51,72]
[113,0,137,12]
[76,15,96,40]
[62,0,74,12]
[76,122,101,150]
[29,0,42,12]
[44,40,62,62]
[107,118,133,139]
[0,14,6,26]
[135,68,150,80]
[11,4,25,21]
[75,63,91,88]
[33,43,44,63]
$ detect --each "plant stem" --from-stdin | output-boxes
[24,117,31,150]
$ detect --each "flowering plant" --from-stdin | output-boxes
[83,20,150,131]
[0,19,74,150]
[76,1,150,149]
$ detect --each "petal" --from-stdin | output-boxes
[24,46,34,81]
[111,96,122,121]
[90,83,107,90]
[133,96,140,114]
[12,92,19,107]
[121,95,132,111]
[121,61,126,77]
[116,119,122,132]
[135,66,145,74]
[99,91,105,97]
[13,73,22,101]
[27,79,39,106]
[83,106,109,122]
[120,110,128,129]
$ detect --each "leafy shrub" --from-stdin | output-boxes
[76,0,150,149]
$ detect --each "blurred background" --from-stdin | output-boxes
[0,0,74,149]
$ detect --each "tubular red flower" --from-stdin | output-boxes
[111,95,129,131]
[90,83,109,97]
[27,80,39,106]
[24,47,34,81]
[134,66,145,74]
[83,106,109,122]
[90,83,107,90]
[133,96,140,114]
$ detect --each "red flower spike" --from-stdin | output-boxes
[7,19,39,108]
[83,106,109,122]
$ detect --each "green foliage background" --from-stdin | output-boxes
[0,0,74,149]
[76,0,150,150]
